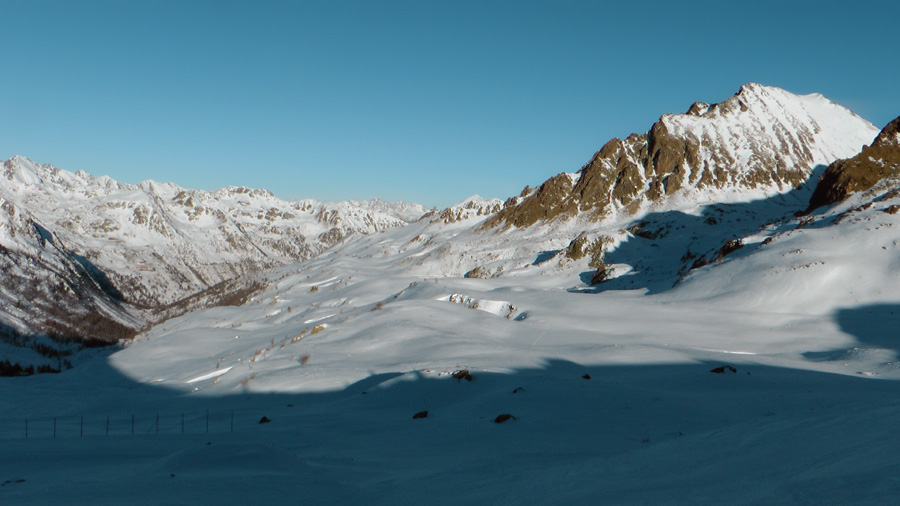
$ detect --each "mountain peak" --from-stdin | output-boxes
[3,155,45,186]
[485,85,878,229]
[737,81,764,93]
[873,116,900,147]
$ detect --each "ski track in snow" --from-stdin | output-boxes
[185,366,233,384]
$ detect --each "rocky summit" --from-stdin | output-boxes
[486,84,877,229]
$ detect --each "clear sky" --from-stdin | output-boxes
[2,0,898,208]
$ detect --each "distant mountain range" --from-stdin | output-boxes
[0,157,427,366]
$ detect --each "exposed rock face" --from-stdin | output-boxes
[489,173,578,229]
[486,84,878,229]
[563,233,609,269]
[807,116,900,211]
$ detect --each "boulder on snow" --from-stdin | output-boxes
[452,369,473,382]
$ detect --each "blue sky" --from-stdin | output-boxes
[2,0,898,208]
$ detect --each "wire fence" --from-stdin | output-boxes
[0,410,264,439]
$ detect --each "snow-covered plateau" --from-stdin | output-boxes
[3,84,900,505]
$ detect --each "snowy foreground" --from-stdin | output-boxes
[5,185,900,504]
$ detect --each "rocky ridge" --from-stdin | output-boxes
[425,195,504,224]
[807,115,900,211]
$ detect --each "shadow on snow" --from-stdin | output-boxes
[804,303,900,363]
[572,165,828,294]
[3,351,900,505]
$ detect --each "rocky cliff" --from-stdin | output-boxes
[807,116,900,211]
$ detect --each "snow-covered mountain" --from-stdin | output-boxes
[421,194,503,224]
[0,156,427,365]
[4,86,900,504]
[488,83,878,229]
[0,156,427,305]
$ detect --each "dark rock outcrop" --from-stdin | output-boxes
[807,116,900,212]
